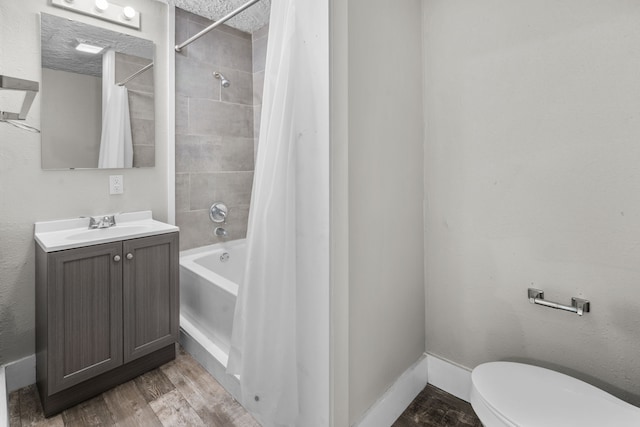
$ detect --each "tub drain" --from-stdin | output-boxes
[220,252,230,262]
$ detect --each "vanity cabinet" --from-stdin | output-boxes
[36,232,178,416]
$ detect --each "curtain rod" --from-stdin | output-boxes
[174,0,262,52]
[117,62,154,87]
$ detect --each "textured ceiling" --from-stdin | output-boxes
[165,0,271,33]
[41,13,154,77]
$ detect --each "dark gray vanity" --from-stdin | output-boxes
[34,212,179,416]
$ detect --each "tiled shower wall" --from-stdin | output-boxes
[116,52,155,168]
[175,9,268,250]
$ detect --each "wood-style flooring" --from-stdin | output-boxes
[9,347,259,427]
[10,346,480,427]
[393,384,482,427]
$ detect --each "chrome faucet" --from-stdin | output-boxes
[89,215,116,229]
[214,227,228,237]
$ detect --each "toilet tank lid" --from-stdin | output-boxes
[471,362,640,427]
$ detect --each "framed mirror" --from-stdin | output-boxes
[40,13,155,170]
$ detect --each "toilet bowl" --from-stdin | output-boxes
[470,362,640,427]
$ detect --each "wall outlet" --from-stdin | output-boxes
[109,175,124,195]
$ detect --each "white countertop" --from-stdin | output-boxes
[35,211,179,252]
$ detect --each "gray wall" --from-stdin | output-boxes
[347,0,425,423]
[41,69,102,169]
[0,0,170,366]
[175,9,264,250]
[424,0,640,405]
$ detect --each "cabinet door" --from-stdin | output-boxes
[49,242,123,394]
[123,233,178,362]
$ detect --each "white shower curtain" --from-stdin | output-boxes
[98,49,133,168]
[226,0,328,425]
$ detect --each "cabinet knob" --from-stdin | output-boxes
[126,253,134,260]
[114,255,121,262]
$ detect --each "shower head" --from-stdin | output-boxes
[213,71,230,88]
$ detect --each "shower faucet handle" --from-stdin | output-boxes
[210,202,228,223]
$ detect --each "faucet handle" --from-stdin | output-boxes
[209,202,228,223]
[88,214,116,229]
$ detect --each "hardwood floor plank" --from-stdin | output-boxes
[9,390,21,427]
[18,385,64,427]
[133,368,176,403]
[161,351,258,426]
[392,384,482,427]
[61,395,115,426]
[149,389,206,426]
[102,381,162,427]
[222,412,262,427]
[10,347,258,427]
[160,355,228,426]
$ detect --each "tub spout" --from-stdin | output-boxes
[214,227,228,237]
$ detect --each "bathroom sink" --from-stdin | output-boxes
[65,224,154,241]
[35,211,179,252]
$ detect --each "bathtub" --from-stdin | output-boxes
[179,239,246,399]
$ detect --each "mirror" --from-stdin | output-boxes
[40,13,155,169]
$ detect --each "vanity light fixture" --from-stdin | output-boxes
[74,42,104,54]
[51,0,141,30]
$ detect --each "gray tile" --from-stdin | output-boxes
[116,52,154,69]
[218,67,253,105]
[175,12,192,58]
[132,144,154,168]
[176,173,190,213]
[187,12,251,40]
[176,96,189,134]
[176,207,249,251]
[189,172,253,210]
[189,98,253,138]
[252,35,268,73]
[221,204,250,241]
[176,210,213,250]
[185,10,212,26]
[254,138,259,164]
[131,118,155,146]
[176,134,254,173]
[176,55,221,100]
[116,59,154,93]
[252,24,269,41]
[253,105,262,141]
[252,71,264,106]
[175,7,192,21]
[187,21,252,72]
[128,90,154,120]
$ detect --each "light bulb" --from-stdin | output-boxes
[95,0,109,12]
[122,6,136,20]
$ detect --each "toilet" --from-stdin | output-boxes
[470,362,640,426]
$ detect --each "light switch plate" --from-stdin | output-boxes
[109,175,124,195]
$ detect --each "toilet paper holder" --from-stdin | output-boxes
[528,288,590,316]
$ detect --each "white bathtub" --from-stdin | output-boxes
[179,239,245,398]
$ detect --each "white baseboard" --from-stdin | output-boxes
[1,354,35,427]
[4,355,35,394]
[353,354,429,427]
[426,353,472,402]
[1,366,8,427]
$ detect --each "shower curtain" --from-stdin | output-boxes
[98,49,133,168]
[227,0,329,425]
